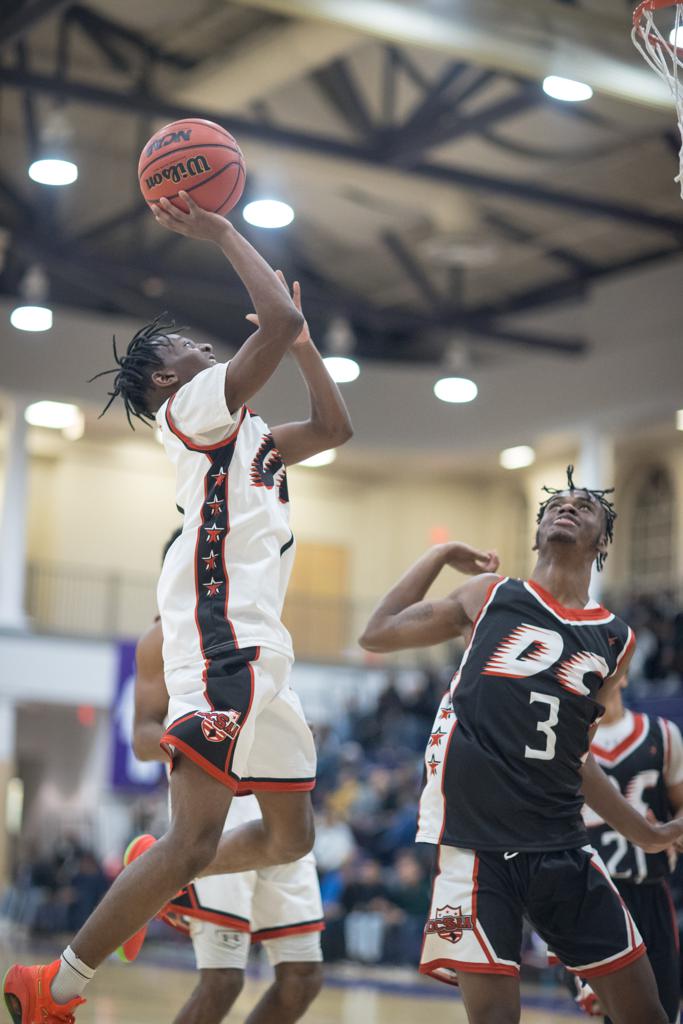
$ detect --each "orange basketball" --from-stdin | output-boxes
[138,118,246,215]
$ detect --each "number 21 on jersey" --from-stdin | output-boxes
[483,623,610,762]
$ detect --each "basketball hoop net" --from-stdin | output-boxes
[633,0,683,195]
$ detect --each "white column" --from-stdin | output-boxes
[579,428,615,601]
[0,399,29,629]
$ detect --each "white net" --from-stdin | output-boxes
[633,1,683,196]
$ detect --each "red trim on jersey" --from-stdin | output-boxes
[242,777,316,792]
[220,450,238,650]
[420,847,441,967]
[591,713,647,763]
[171,905,252,932]
[251,920,325,942]
[567,943,646,979]
[470,855,497,966]
[606,627,635,681]
[419,959,519,982]
[160,734,242,792]
[437,720,458,844]
[587,854,640,964]
[165,397,246,452]
[450,576,504,694]
[526,580,611,622]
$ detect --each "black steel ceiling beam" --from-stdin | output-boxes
[72,204,148,245]
[65,4,194,71]
[464,322,586,354]
[382,230,444,309]
[389,85,541,165]
[311,57,375,138]
[0,0,71,48]
[400,60,467,136]
[5,67,679,240]
[482,209,597,276]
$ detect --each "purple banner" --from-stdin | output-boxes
[111,641,165,791]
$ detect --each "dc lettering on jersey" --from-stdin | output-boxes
[425,904,474,944]
[483,623,609,694]
[195,709,241,743]
[250,434,289,504]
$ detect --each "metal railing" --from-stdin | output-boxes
[24,561,377,662]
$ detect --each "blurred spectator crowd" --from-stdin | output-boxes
[3,593,683,969]
[1,835,110,935]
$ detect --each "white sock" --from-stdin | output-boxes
[50,947,95,1004]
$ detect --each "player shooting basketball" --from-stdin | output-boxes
[5,192,352,1022]
[359,468,683,1024]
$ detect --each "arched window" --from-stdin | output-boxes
[629,466,676,590]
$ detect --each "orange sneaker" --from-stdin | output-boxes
[3,960,85,1023]
[115,834,156,963]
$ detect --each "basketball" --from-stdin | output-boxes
[138,118,246,215]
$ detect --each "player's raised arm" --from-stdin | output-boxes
[251,278,353,465]
[581,753,683,854]
[152,191,304,410]
[131,620,170,763]
[358,544,499,653]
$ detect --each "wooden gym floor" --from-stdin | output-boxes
[0,936,582,1023]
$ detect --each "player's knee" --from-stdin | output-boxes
[468,1011,519,1024]
[196,968,244,1009]
[162,822,222,877]
[274,963,323,1014]
[270,829,314,864]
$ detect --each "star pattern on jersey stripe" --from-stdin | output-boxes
[429,729,447,748]
[205,577,222,598]
[439,707,454,720]
[207,496,224,516]
[427,754,441,776]
[202,550,218,571]
[212,466,227,487]
[205,522,224,543]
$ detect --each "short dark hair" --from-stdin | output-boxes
[162,527,183,564]
[89,314,179,428]
[537,464,617,572]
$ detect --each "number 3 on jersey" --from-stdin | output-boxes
[483,623,610,763]
[525,692,560,761]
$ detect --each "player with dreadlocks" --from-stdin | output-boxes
[358,467,683,1024]
[5,191,352,1023]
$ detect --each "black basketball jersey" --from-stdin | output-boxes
[416,576,633,852]
[585,712,680,882]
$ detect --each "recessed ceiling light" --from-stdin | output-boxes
[323,356,360,383]
[243,199,294,229]
[25,401,81,430]
[542,76,593,103]
[676,409,683,431]
[499,445,536,470]
[299,449,337,468]
[28,158,78,186]
[10,305,53,332]
[433,376,478,404]
[670,26,683,47]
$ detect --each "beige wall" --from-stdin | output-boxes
[1,428,681,612]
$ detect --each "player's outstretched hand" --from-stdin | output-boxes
[246,272,311,347]
[642,816,683,853]
[151,191,229,244]
[440,543,500,576]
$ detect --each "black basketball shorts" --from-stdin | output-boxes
[420,844,644,986]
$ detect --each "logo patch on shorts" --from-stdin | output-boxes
[425,905,474,945]
[195,709,242,743]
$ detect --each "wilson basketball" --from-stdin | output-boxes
[138,118,246,215]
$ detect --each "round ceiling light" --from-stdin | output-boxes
[542,76,593,103]
[433,376,478,404]
[243,199,294,229]
[499,445,536,470]
[28,158,78,186]
[323,356,360,383]
[10,305,53,332]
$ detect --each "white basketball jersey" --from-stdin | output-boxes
[156,362,295,672]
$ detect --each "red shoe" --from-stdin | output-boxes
[3,960,85,1023]
[115,834,156,963]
